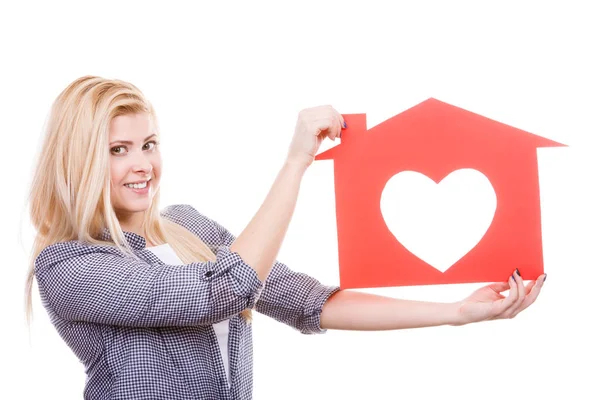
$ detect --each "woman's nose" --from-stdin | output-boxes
[131,151,152,172]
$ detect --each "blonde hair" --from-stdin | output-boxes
[25,75,251,325]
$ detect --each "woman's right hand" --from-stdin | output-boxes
[286,105,345,169]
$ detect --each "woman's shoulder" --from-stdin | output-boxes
[160,203,207,222]
[160,203,229,245]
[160,203,217,231]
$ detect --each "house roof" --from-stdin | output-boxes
[316,98,566,160]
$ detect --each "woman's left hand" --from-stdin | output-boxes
[453,269,547,326]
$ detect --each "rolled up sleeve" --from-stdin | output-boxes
[254,261,340,334]
[211,218,340,334]
[35,241,263,327]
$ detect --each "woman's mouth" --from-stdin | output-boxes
[124,179,151,194]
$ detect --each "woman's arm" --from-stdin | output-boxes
[35,241,264,327]
[229,161,307,282]
[213,218,340,334]
[230,106,344,282]
[320,270,546,330]
[320,290,460,330]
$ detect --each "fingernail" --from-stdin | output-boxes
[516,268,521,277]
[511,276,516,282]
[342,121,347,129]
[543,274,547,282]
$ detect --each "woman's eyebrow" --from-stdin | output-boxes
[110,134,157,145]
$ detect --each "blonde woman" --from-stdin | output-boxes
[26,75,547,400]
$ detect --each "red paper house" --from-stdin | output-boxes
[315,98,565,289]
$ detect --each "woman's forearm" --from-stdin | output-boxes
[230,160,307,282]
[320,290,461,331]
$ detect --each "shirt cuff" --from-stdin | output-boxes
[302,285,341,334]
[210,246,264,308]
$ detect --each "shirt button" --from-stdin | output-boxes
[205,271,214,278]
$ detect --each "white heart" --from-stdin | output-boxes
[380,169,497,273]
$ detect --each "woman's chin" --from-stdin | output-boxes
[113,199,153,214]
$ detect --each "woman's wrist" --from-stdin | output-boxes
[283,156,311,174]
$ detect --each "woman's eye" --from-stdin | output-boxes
[144,140,158,150]
[110,141,158,155]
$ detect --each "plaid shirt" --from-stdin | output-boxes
[35,204,340,399]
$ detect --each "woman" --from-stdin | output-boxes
[25,75,546,399]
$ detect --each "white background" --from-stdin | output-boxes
[1,1,599,399]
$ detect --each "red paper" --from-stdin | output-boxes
[315,98,565,289]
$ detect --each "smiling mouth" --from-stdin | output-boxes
[124,179,152,189]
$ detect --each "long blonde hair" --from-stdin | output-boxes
[25,75,251,325]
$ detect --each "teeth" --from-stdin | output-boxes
[125,181,148,189]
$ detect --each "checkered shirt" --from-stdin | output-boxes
[34,204,340,399]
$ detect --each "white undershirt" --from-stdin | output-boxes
[145,243,231,386]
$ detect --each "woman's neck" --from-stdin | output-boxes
[116,211,145,237]
[115,210,164,246]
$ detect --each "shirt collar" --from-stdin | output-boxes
[99,227,147,250]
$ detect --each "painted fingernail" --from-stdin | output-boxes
[516,268,521,277]
[343,121,347,128]
[543,274,547,282]
[511,276,516,282]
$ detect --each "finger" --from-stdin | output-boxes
[315,121,333,141]
[514,274,546,314]
[506,269,526,317]
[494,274,519,318]
[330,115,340,141]
[488,282,510,294]
[515,280,537,306]
[336,112,346,134]
[331,109,343,139]
[323,106,339,140]
[523,279,536,296]
[319,116,336,142]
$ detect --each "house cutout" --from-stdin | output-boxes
[315,98,566,289]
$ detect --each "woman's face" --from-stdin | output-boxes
[108,112,162,218]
